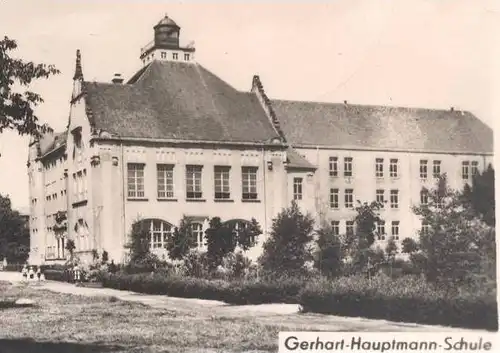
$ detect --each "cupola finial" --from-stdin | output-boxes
[73,49,83,81]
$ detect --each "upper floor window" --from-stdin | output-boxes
[293,177,303,200]
[186,165,203,199]
[161,51,167,59]
[127,164,145,198]
[375,158,384,178]
[419,160,428,179]
[462,161,470,180]
[389,159,399,178]
[471,161,479,177]
[157,164,174,199]
[331,221,340,236]
[376,189,385,207]
[214,166,231,200]
[184,53,190,61]
[376,221,386,240]
[242,167,258,200]
[329,188,339,209]
[390,189,399,209]
[346,220,355,235]
[344,189,354,209]
[391,221,400,240]
[344,157,353,177]
[172,53,178,60]
[420,189,429,206]
[329,157,338,177]
[433,160,441,178]
[192,222,204,248]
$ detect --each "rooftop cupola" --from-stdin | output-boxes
[140,14,196,66]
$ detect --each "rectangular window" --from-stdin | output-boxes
[172,53,178,60]
[420,189,428,206]
[377,221,385,240]
[242,167,258,200]
[184,53,190,61]
[127,164,145,198]
[192,223,204,248]
[214,166,231,200]
[344,157,353,177]
[186,165,203,199]
[293,177,303,200]
[471,161,479,177]
[329,188,339,209]
[331,221,340,236]
[390,189,399,209]
[421,221,430,235]
[329,157,338,177]
[433,160,441,178]
[152,220,163,249]
[375,158,384,178]
[157,164,174,199]
[376,189,385,207]
[344,189,354,209]
[346,221,355,235]
[389,158,399,178]
[391,221,400,239]
[462,161,470,180]
[161,51,167,59]
[419,160,428,179]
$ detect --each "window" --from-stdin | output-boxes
[377,221,386,240]
[331,221,340,236]
[346,221,355,235]
[184,53,190,61]
[344,157,353,177]
[376,189,385,207]
[389,158,399,178]
[391,221,400,240]
[329,157,338,177]
[420,189,429,206]
[329,188,339,209]
[149,219,172,249]
[419,160,428,179]
[192,223,204,248]
[242,167,258,200]
[471,161,479,177]
[172,53,178,60]
[186,165,203,199]
[344,189,354,209]
[375,158,384,178]
[390,189,399,209]
[127,164,145,198]
[293,177,303,200]
[214,166,231,199]
[433,160,441,178]
[157,164,174,199]
[421,221,430,235]
[161,51,166,59]
[462,161,470,180]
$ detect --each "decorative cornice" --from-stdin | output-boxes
[251,75,287,143]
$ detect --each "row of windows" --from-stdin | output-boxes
[72,169,88,201]
[127,164,259,201]
[46,189,67,202]
[462,160,480,180]
[330,220,400,240]
[329,188,400,209]
[143,52,191,65]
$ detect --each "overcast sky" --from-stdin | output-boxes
[1,0,498,210]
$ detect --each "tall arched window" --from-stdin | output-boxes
[137,219,173,249]
[191,222,204,248]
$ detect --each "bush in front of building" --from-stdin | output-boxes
[298,274,498,331]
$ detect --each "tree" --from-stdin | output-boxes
[385,236,399,261]
[0,37,59,137]
[259,201,315,277]
[166,216,197,261]
[234,218,262,251]
[0,195,30,263]
[314,225,343,278]
[463,164,495,226]
[65,239,75,261]
[401,237,419,254]
[205,217,237,270]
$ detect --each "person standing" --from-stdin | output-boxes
[21,265,28,281]
[28,266,35,281]
[36,267,42,282]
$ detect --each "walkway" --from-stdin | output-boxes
[0,271,482,332]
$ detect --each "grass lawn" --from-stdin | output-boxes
[0,281,278,353]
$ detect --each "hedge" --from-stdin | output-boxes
[298,275,498,331]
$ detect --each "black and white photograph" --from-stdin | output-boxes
[0,1,498,352]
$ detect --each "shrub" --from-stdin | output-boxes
[299,275,497,331]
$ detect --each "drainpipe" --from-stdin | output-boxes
[121,142,126,262]
[261,147,268,234]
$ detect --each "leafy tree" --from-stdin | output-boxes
[385,236,399,260]
[234,218,262,251]
[205,217,237,270]
[65,239,75,262]
[0,37,59,137]
[463,164,495,226]
[259,201,315,276]
[0,195,30,263]
[166,216,197,260]
[314,225,343,278]
[401,237,419,254]
[101,250,109,264]
[125,219,152,263]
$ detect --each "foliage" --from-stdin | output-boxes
[180,250,211,278]
[0,37,59,137]
[401,237,419,254]
[166,216,197,261]
[234,218,262,251]
[219,251,253,279]
[412,175,496,289]
[462,164,495,226]
[384,236,398,260]
[0,195,30,263]
[313,224,343,278]
[101,250,109,264]
[65,239,75,259]
[125,219,151,264]
[259,201,315,276]
[298,274,497,331]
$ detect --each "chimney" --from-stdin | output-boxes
[112,73,124,84]
[344,100,348,105]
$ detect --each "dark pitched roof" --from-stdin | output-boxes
[84,61,281,144]
[38,130,67,158]
[271,100,493,154]
[286,148,316,170]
